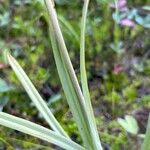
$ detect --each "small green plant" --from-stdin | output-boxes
[118,114,150,150]
[1,0,150,150]
[118,115,139,135]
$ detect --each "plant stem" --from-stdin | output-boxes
[80,0,103,150]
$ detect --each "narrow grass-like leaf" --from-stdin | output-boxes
[0,112,85,150]
[80,0,91,104]
[141,114,150,150]
[49,21,92,149]
[7,53,68,138]
[44,0,86,110]
[80,0,103,149]
[44,0,103,149]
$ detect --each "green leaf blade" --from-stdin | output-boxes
[0,112,85,150]
[49,22,93,149]
[80,0,102,149]
[7,53,68,138]
[44,0,103,149]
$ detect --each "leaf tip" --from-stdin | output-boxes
[7,52,13,63]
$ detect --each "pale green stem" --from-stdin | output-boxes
[80,0,91,105]
[80,0,103,150]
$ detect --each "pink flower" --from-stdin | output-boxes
[0,63,8,69]
[110,0,127,12]
[120,18,135,27]
[113,64,124,75]
[118,0,127,9]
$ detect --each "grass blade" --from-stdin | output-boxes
[49,21,93,149]
[44,0,86,109]
[0,112,85,150]
[44,0,103,149]
[7,53,68,138]
[80,0,91,103]
[80,0,103,149]
[141,114,150,150]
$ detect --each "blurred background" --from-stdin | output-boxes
[0,0,150,149]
